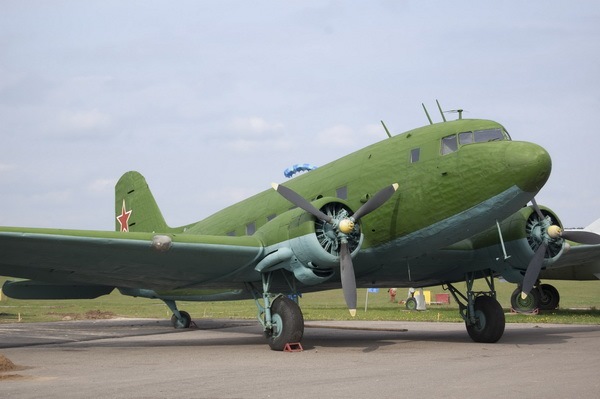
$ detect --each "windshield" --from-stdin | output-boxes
[458,128,508,146]
[474,128,505,142]
[443,128,510,155]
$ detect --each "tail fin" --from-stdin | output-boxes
[115,171,169,233]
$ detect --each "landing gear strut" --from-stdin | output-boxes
[445,271,505,343]
[251,271,304,351]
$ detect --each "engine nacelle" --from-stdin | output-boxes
[255,197,363,286]
[472,205,566,283]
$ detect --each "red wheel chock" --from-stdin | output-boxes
[284,342,303,352]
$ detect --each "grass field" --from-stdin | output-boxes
[1,278,599,325]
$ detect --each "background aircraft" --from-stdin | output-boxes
[2,111,599,350]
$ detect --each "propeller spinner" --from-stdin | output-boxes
[272,182,399,316]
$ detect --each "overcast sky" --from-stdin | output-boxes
[1,1,599,231]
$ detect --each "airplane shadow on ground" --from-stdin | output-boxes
[11,319,595,352]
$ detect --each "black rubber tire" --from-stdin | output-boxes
[510,287,540,313]
[405,297,417,310]
[466,296,505,343]
[267,296,304,351]
[538,284,560,310]
[171,310,191,329]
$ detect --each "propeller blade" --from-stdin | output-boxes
[530,198,545,220]
[352,183,399,221]
[560,230,600,245]
[271,183,333,223]
[340,242,357,317]
[521,243,547,299]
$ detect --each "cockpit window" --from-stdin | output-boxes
[442,128,509,155]
[458,128,508,147]
[459,132,474,145]
[441,134,458,155]
[474,128,504,142]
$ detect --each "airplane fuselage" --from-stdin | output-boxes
[175,118,551,289]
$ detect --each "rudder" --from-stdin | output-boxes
[115,171,169,233]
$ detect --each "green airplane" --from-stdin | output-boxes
[2,108,599,350]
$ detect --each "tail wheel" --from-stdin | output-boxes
[466,296,505,343]
[266,296,304,351]
[171,310,191,329]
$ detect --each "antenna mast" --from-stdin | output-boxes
[421,103,433,125]
[436,100,447,122]
[380,120,392,138]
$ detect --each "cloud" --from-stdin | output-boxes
[223,116,291,153]
[30,189,73,205]
[87,178,116,193]
[0,163,15,173]
[0,2,598,229]
[57,109,112,132]
[317,124,356,147]
[230,116,284,135]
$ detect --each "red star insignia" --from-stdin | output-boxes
[116,199,132,232]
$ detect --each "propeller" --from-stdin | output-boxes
[530,198,545,220]
[272,182,399,316]
[339,241,356,316]
[271,183,333,223]
[521,242,547,299]
[556,230,600,245]
[521,199,600,299]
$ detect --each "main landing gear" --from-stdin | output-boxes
[445,271,505,343]
[157,270,305,351]
[510,282,560,313]
[251,271,305,351]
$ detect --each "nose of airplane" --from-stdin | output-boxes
[505,142,552,193]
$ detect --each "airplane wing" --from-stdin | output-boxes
[551,243,600,268]
[540,242,600,280]
[0,227,264,290]
[546,219,600,272]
